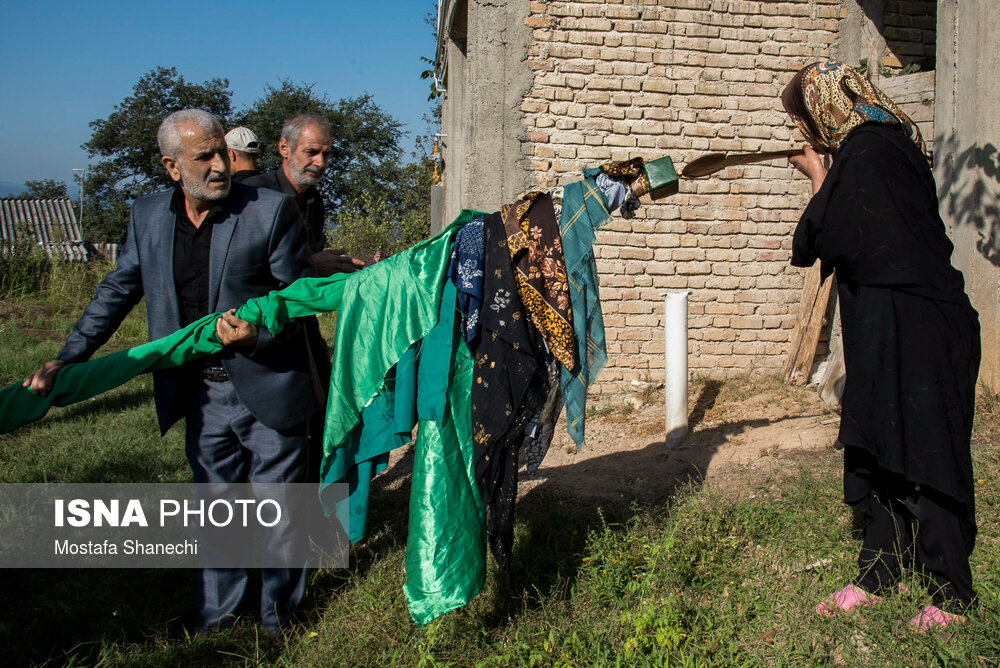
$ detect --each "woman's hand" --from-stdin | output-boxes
[788,144,829,194]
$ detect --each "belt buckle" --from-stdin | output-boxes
[202,365,229,382]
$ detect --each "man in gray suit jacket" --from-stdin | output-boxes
[24,109,323,635]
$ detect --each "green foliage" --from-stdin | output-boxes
[81,66,234,243]
[327,190,430,258]
[79,70,430,248]
[856,57,925,79]
[0,230,114,301]
[21,178,69,199]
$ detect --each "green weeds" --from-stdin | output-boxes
[0,285,998,666]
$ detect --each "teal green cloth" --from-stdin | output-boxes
[319,347,418,544]
[404,287,484,623]
[315,209,487,625]
[559,173,613,449]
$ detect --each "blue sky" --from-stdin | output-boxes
[0,0,438,192]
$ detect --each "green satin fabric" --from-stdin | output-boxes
[317,211,487,625]
[404,330,485,624]
[319,347,417,544]
[0,211,489,626]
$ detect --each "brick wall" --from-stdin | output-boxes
[519,0,841,394]
[884,0,936,68]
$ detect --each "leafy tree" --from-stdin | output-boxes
[78,67,433,252]
[81,67,232,242]
[233,80,404,213]
[21,179,69,199]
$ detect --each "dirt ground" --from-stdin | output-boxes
[381,378,843,508]
[518,378,842,507]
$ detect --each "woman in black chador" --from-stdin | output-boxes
[782,60,980,630]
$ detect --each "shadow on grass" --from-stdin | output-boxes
[0,386,801,660]
[0,568,196,666]
[299,444,416,623]
[479,411,775,623]
[12,387,155,435]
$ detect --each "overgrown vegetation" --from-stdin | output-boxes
[0,223,115,300]
[327,192,431,258]
[1,280,997,666]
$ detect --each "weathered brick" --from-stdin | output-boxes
[464,0,844,390]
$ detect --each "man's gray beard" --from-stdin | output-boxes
[181,169,231,201]
[294,167,324,188]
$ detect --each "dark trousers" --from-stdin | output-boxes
[303,317,332,482]
[846,447,977,611]
[185,378,309,634]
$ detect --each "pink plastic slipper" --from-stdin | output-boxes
[909,604,965,632]
[815,584,881,616]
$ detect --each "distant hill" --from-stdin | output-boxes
[0,182,25,197]
[0,181,81,199]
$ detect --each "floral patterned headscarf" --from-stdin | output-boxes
[780,60,928,159]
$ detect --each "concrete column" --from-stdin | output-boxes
[935,0,1000,389]
[439,0,533,225]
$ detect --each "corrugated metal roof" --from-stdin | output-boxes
[0,197,117,262]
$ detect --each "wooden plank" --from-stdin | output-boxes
[783,264,834,385]
[878,70,935,100]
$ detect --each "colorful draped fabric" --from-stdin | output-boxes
[500,192,575,370]
[596,158,645,220]
[0,213,487,627]
[470,211,549,587]
[780,59,928,159]
[558,172,614,449]
[599,156,650,193]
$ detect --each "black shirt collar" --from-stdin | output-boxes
[169,186,227,225]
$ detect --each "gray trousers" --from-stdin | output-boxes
[185,378,309,634]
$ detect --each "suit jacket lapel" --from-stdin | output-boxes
[159,203,182,330]
[209,208,239,313]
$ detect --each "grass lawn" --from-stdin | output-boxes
[0,278,998,666]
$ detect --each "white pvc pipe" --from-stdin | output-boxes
[664,290,689,447]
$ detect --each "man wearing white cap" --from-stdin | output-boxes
[225,126,261,182]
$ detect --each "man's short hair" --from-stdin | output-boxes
[157,109,223,159]
[281,114,332,151]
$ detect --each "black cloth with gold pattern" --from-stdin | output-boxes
[500,192,576,371]
[471,211,550,587]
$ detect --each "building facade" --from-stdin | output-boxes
[434,0,999,394]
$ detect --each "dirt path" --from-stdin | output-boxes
[519,378,842,506]
[380,377,842,508]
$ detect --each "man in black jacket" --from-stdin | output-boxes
[244,114,363,276]
[225,126,261,182]
[244,114,363,486]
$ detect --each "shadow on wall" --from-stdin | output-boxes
[936,135,1000,267]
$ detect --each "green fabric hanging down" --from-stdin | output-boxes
[317,211,487,625]
[319,346,418,544]
[559,172,613,449]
